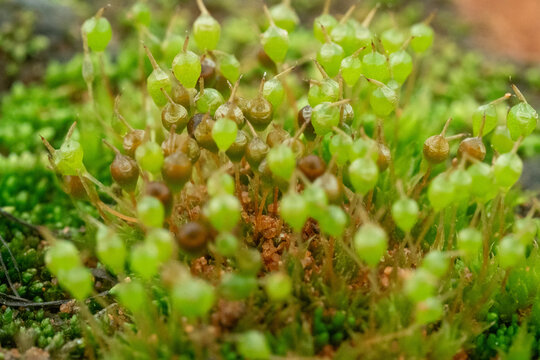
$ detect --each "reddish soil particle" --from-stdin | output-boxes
[211,299,246,330]
[190,256,215,279]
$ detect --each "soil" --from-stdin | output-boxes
[453,0,540,63]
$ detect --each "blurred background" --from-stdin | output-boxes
[2,0,540,92]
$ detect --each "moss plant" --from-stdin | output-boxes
[0,0,539,358]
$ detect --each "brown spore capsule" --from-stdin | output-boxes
[458,137,486,161]
[162,152,193,193]
[298,154,326,181]
[110,152,139,192]
[246,137,269,169]
[123,129,145,157]
[377,143,391,172]
[174,221,209,253]
[187,113,205,138]
[146,181,173,215]
[63,175,86,199]
[226,130,248,163]
[423,135,449,164]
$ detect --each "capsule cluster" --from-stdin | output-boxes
[38,0,540,359]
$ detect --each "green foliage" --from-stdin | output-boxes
[0,0,539,359]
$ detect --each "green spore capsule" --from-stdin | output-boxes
[391,196,419,232]
[135,141,164,174]
[513,218,537,245]
[404,268,437,302]
[57,267,93,301]
[354,223,388,268]
[381,28,406,54]
[308,78,340,107]
[349,157,379,195]
[491,126,514,154]
[237,331,271,360]
[220,273,258,300]
[212,117,238,152]
[111,280,148,314]
[217,52,240,83]
[196,86,225,116]
[311,101,346,136]
[369,80,398,116]
[264,272,292,301]
[329,133,353,166]
[269,1,299,33]
[448,168,472,203]
[144,45,171,107]
[421,251,449,278]
[146,228,175,263]
[314,13,338,43]
[263,66,294,109]
[263,77,285,109]
[207,172,235,197]
[81,8,112,52]
[172,36,202,89]
[349,137,379,162]
[96,225,126,275]
[389,50,413,84]
[130,2,151,28]
[493,152,522,189]
[319,205,348,237]
[54,139,85,176]
[498,235,525,269]
[304,184,329,221]
[129,242,160,279]
[171,276,215,319]
[428,174,456,211]
[267,144,295,181]
[472,104,497,137]
[330,21,360,56]
[204,193,241,231]
[410,22,434,53]
[137,195,165,228]
[45,240,81,277]
[281,192,309,232]
[193,0,221,50]
[341,52,363,87]
[261,5,289,64]
[215,233,239,257]
[507,102,538,141]
[467,162,497,202]
[362,50,390,83]
[316,29,345,78]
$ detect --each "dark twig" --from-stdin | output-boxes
[0,290,110,308]
[0,233,22,282]
[0,208,41,235]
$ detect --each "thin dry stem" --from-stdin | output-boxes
[102,139,121,155]
[339,4,356,25]
[511,84,528,103]
[313,59,329,79]
[362,4,380,28]
[440,117,452,136]
[196,0,210,15]
[143,43,160,70]
[262,4,275,27]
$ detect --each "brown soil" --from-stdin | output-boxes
[453,0,540,63]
